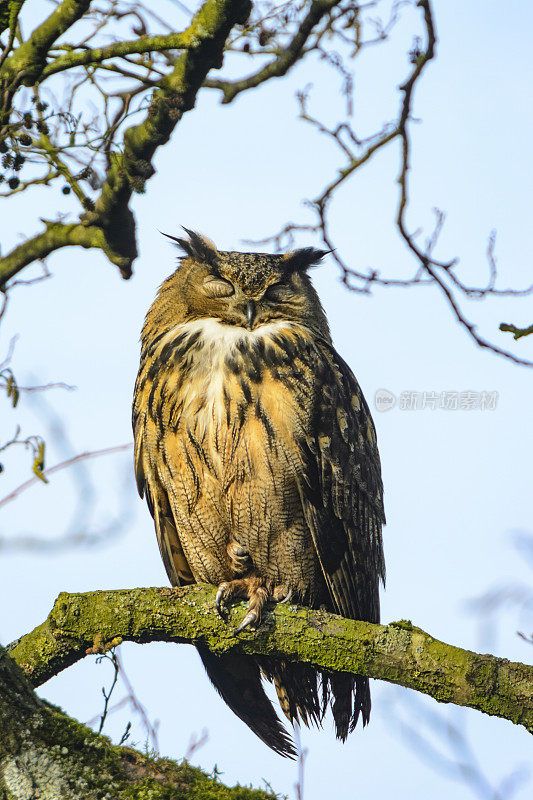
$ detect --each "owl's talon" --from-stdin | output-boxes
[215,576,268,631]
[216,583,230,620]
[273,583,293,603]
[235,610,258,633]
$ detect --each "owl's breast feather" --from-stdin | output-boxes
[156,317,313,436]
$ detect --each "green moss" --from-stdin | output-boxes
[4,700,276,799]
[8,586,533,738]
[390,620,413,631]
[0,1,24,36]
[119,760,277,800]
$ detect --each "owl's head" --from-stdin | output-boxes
[153,229,331,337]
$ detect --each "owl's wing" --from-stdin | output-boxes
[298,341,385,623]
[133,404,194,587]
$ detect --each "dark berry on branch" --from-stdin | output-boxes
[23,113,33,128]
[0,141,8,153]
[19,133,32,146]
[258,28,271,46]
[8,177,20,189]
[2,154,12,168]
[62,185,71,195]
[13,155,25,171]
[36,121,49,134]
[36,101,48,112]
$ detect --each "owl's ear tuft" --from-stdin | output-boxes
[282,247,331,272]
[161,228,219,266]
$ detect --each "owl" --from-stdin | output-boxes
[133,229,385,757]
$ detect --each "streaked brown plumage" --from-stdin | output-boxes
[133,229,385,756]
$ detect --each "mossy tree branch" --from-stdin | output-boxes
[85,0,251,263]
[0,644,275,799]
[0,221,132,287]
[1,0,92,86]
[40,31,193,79]
[8,585,533,735]
[0,0,251,285]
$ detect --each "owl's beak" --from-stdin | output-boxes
[245,300,256,329]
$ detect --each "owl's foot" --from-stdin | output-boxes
[226,540,252,575]
[215,576,269,633]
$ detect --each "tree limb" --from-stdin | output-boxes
[1,0,92,86]
[8,585,533,735]
[41,31,192,80]
[0,644,273,798]
[0,221,132,287]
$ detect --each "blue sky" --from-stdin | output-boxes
[1,1,532,797]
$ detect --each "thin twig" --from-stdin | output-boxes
[0,443,132,509]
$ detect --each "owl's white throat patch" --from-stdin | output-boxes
[164,318,293,426]
[180,317,292,352]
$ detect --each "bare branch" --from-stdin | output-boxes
[392,1,533,368]
[205,0,341,104]
[263,1,533,366]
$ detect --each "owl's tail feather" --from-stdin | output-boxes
[197,646,297,758]
[328,672,371,740]
[197,647,369,756]
[262,660,370,741]
[260,660,323,729]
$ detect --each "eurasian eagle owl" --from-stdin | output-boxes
[133,229,385,757]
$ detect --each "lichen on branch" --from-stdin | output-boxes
[8,585,533,735]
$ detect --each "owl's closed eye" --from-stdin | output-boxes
[160,228,331,335]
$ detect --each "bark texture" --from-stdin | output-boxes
[8,584,533,735]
